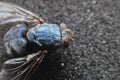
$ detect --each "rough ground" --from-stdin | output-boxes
[0,0,120,80]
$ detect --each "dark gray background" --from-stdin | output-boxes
[0,0,120,80]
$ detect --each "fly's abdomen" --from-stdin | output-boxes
[4,24,28,57]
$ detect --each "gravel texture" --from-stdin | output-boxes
[0,0,120,80]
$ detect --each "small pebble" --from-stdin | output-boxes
[74,67,78,70]
[61,63,65,66]
[92,0,97,4]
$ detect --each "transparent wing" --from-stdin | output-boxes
[2,50,47,80]
[0,2,44,25]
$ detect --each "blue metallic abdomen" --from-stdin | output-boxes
[27,23,61,47]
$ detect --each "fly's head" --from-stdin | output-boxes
[60,23,74,48]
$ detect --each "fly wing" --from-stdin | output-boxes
[1,50,47,80]
[0,2,44,25]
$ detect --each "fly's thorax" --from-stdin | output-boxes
[26,23,62,48]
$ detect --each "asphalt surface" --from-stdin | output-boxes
[0,0,120,80]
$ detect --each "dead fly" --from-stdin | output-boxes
[0,2,73,80]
